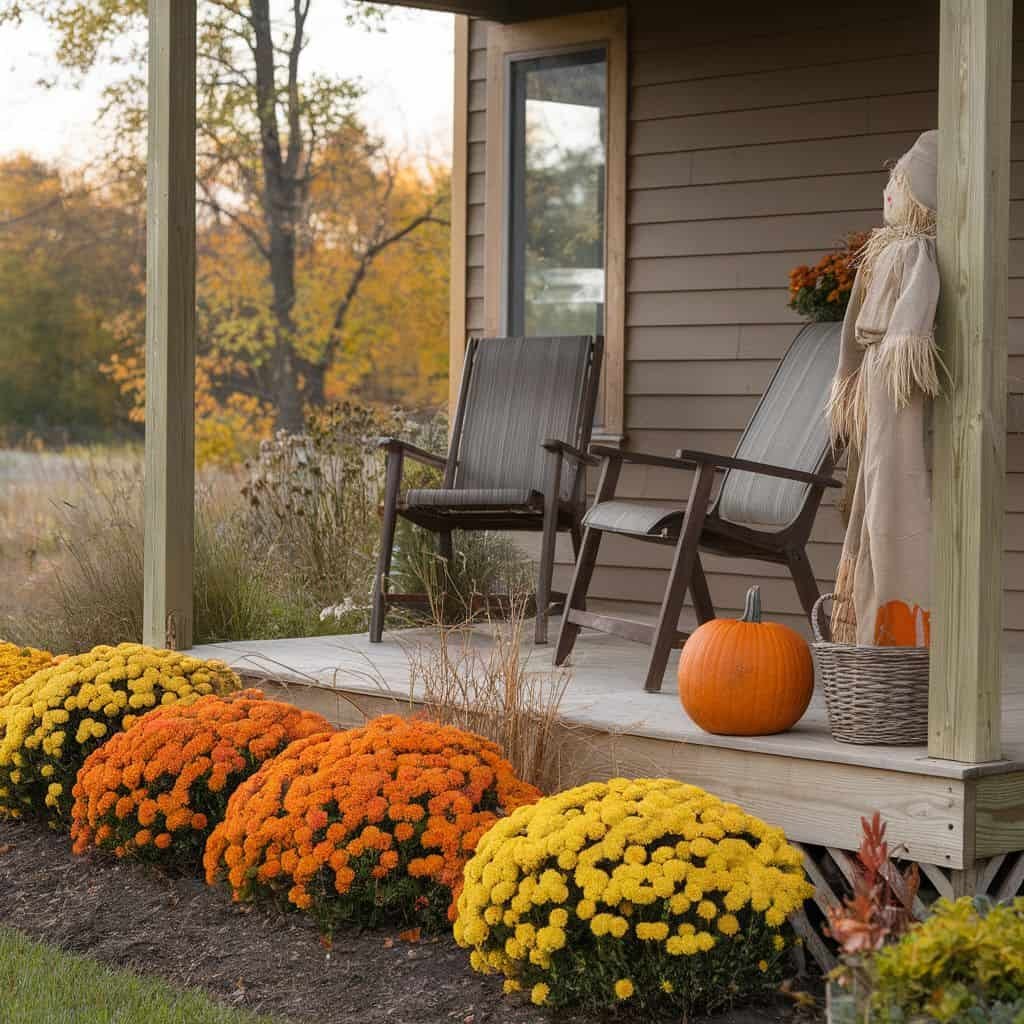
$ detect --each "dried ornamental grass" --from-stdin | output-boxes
[0,642,57,706]
[454,778,814,1015]
[70,690,332,871]
[204,715,541,934]
[0,643,240,824]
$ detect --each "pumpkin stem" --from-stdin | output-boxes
[741,586,762,623]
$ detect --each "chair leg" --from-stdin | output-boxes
[786,547,821,626]
[690,552,715,624]
[554,456,622,665]
[370,449,403,643]
[644,466,715,693]
[554,526,604,664]
[570,521,583,559]
[438,530,453,562]
[535,450,564,645]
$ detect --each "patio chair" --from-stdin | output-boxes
[554,321,843,692]
[369,334,604,646]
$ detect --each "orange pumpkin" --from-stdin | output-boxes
[677,586,813,736]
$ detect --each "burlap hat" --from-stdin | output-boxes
[895,130,938,212]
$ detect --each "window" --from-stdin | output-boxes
[507,50,607,339]
[479,10,626,439]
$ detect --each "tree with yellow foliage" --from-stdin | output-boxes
[3,0,449,433]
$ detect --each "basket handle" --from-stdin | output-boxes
[811,593,833,643]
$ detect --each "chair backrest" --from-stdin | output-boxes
[714,321,841,530]
[449,336,602,502]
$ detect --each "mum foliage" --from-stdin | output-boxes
[204,715,541,933]
[0,644,240,823]
[454,778,813,1015]
[869,896,1024,1023]
[0,642,56,706]
[70,690,331,871]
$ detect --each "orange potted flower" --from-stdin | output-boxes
[788,232,869,322]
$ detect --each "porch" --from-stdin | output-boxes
[144,0,1024,916]
[191,618,1024,881]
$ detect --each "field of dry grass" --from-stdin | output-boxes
[0,447,140,637]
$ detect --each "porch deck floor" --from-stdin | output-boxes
[191,618,1024,782]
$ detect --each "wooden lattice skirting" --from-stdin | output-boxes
[787,844,1024,972]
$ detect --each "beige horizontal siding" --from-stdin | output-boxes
[464,1,1024,637]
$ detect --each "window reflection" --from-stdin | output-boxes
[508,50,607,338]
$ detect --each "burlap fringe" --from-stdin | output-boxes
[830,554,858,644]
[873,331,945,409]
[826,371,866,453]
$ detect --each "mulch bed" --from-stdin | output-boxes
[0,819,819,1024]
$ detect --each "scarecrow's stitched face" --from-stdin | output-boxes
[883,168,912,227]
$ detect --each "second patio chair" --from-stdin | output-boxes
[370,334,603,646]
[554,321,843,692]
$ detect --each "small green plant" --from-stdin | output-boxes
[389,526,534,626]
[870,896,1024,1023]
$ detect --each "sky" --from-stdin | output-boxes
[0,3,455,167]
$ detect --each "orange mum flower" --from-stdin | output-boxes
[70,690,331,872]
[204,715,541,935]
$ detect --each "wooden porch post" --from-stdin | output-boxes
[930,0,1012,762]
[143,0,197,650]
[449,15,469,419]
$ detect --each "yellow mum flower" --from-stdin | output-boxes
[530,983,550,1006]
[575,899,596,920]
[717,914,740,936]
[613,978,634,1000]
[536,926,566,953]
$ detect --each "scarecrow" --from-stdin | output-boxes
[828,130,942,646]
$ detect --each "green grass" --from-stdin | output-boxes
[0,926,286,1024]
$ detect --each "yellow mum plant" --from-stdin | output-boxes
[0,642,57,706]
[454,778,813,1015]
[0,643,240,824]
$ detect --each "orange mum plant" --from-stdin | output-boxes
[788,231,869,322]
[0,644,240,824]
[204,715,541,934]
[70,690,332,871]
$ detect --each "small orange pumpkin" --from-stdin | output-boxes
[677,586,813,736]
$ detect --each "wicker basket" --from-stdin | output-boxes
[811,593,930,745]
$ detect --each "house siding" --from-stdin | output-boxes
[463,0,1024,642]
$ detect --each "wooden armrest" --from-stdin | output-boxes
[589,444,840,488]
[542,438,600,466]
[589,445,692,471]
[674,449,841,488]
[376,437,448,470]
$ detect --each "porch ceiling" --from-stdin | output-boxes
[373,0,619,22]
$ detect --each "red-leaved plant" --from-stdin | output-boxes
[826,813,920,1013]
[827,812,919,955]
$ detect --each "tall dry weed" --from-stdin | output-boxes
[407,594,569,793]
